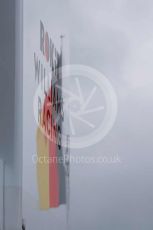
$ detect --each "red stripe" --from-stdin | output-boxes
[49,126,59,207]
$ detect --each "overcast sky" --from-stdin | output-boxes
[69,1,153,229]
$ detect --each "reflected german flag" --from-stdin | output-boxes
[36,80,66,210]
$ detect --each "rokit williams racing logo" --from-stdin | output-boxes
[34,23,118,150]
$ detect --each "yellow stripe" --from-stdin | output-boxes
[36,127,49,210]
